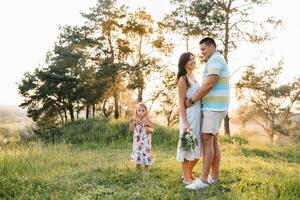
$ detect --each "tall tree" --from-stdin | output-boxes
[18,23,88,123]
[82,0,130,118]
[235,63,300,143]
[124,9,174,102]
[152,70,179,127]
[58,25,101,119]
[164,0,282,134]
[161,0,214,51]
[192,0,283,135]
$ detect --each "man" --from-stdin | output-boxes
[185,37,230,190]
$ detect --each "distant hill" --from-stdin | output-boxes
[0,105,28,123]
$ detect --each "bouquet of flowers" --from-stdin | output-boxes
[180,129,198,152]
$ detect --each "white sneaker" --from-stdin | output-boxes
[185,179,208,190]
[207,175,219,184]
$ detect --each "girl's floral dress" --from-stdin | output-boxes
[131,122,152,165]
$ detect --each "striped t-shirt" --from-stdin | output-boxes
[202,51,230,111]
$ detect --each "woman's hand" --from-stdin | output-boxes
[184,98,193,108]
[183,122,190,133]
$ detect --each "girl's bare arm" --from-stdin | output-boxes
[129,119,136,132]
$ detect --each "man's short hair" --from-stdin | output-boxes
[199,37,216,48]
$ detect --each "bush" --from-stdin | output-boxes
[152,125,178,149]
[221,135,249,146]
[56,117,132,145]
[19,127,38,144]
[42,117,179,148]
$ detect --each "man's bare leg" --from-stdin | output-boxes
[211,135,221,179]
[200,133,214,182]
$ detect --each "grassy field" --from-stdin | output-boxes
[0,119,299,199]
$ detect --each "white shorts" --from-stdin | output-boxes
[201,110,227,135]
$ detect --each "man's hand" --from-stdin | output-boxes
[185,98,192,108]
[185,75,219,107]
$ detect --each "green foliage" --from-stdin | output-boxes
[236,64,300,143]
[124,8,174,102]
[161,0,215,50]
[18,0,177,124]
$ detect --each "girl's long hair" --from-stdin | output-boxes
[177,52,193,87]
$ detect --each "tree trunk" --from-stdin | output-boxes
[167,110,172,127]
[137,35,144,103]
[59,112,64,125]
[269,132,280,144]
[76,102,80,119]
[138,86,143,102]
[184,6,189,51]
[185,35,189,51]
[224,114,230,136]
[68,105,75,121]
[223,10,231,136]
[114,91,119,119]
[52,131,55,145]
[86,105,90,119]
[102,100,109,118]
[64,109,68,122]
[269,133,275,144]
[92,104,96,117]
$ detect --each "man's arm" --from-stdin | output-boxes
[185,75,219,107]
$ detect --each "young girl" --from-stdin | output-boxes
[130,102,153,174]
[176,52,202,185]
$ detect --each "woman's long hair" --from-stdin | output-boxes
[177,52,193,87]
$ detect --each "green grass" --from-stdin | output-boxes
[0,118,299,199]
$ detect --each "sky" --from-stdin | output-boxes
[0,0,299,112]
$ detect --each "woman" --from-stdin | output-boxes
[176,52,202,185]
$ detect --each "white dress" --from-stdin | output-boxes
[176,76,202,162]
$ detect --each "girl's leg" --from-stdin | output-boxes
[136,164,141,171]
[182,160,193,184]
[144,165,149,174]
[189,159,199,180]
